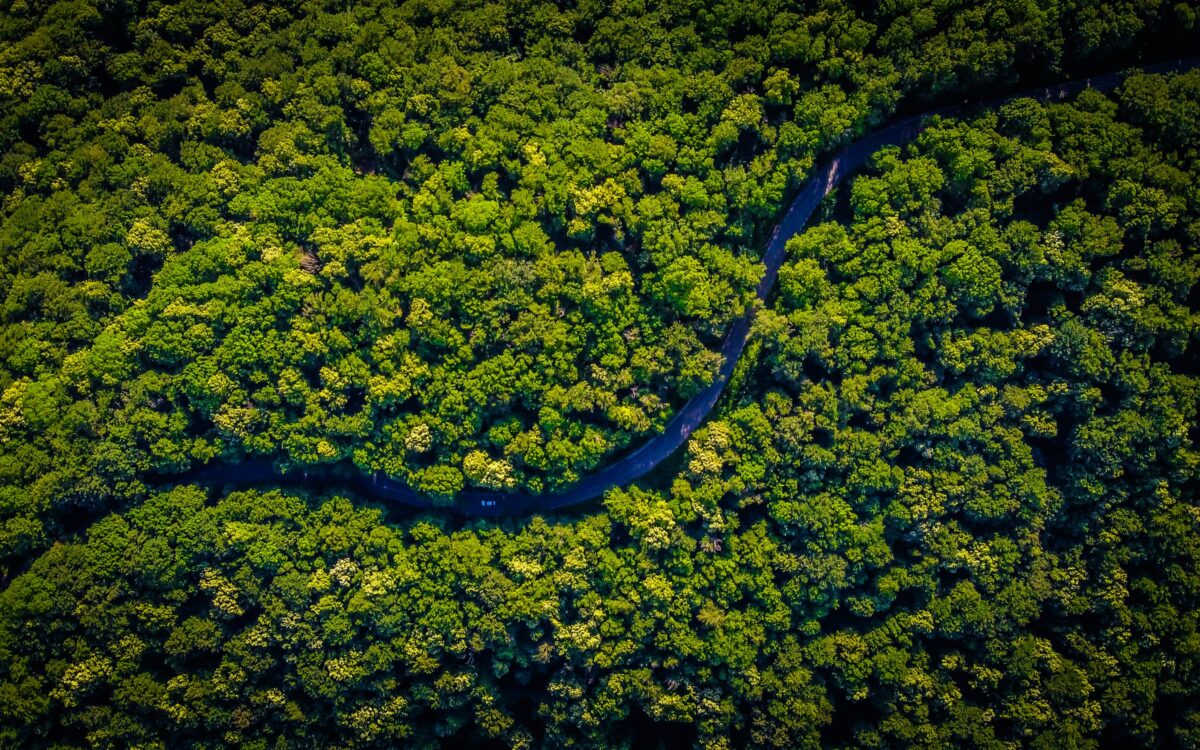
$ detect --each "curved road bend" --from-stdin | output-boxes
[178,57,1200,517]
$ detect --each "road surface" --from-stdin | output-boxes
[174,57,1199,517]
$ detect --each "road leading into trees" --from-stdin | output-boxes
[180,57,1200,517]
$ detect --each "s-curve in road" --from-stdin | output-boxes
[172,56,1199,517]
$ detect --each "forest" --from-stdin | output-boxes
[0,0,1198,747]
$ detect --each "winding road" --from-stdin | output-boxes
[178,57,1199,517]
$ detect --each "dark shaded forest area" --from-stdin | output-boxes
[0,0,1198,747]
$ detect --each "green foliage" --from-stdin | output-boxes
[0,0,1198,747]
[751,78,1200,747]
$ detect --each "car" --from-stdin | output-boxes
[480,499,497,508]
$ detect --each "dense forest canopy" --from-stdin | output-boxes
[1,0,1199,748]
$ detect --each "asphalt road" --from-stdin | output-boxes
[177,56,1199,517]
